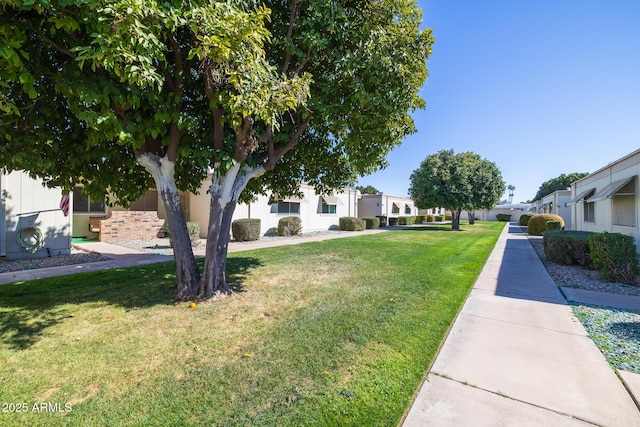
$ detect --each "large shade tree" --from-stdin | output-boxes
[532,172,589,202]
[0,0,434,300]
[409,150,504,230]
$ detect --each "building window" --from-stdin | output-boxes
[277,201,300,214]
[321,202,337,214]
[73,186,106,214]
[392,203,401,214]
[612,179,636,227]
[583,202,595,223]
[405,205,412,214]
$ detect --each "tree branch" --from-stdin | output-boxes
[263,116,311,171]
[281,0,302,75]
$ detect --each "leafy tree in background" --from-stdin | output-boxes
[409,150,504,230]
[356,185,380,195]
[465,154,505,224]
[532,172,589,201]
[0,0,433,300]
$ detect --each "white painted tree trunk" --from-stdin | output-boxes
[201,163,265,297]
[137,154,201,298]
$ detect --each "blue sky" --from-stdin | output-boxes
[356,0,640,203]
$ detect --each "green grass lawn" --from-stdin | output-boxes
[0,222,504,426]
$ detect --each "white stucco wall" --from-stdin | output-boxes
[358,194,417,218]
[187,179,360,237]
[1,171,72,259]
[571,149,640,247]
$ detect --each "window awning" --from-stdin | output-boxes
[589,176,636,202]
[279,196,306,203]
[393,202,404,209]
[321,196,342,205]
[567,188,596,205]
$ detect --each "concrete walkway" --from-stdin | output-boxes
[402,224,640,426]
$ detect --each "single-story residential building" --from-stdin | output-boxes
[570,148,640,248]
[531,190,572,229]
[188,181,360,236]
[358,193,417,219]
[1,170,72,259]
[79,180,361,240]
[461,203,531,222]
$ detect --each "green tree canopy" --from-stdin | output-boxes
[409,150,504,230]
[356,185,380,195]
[532,172,589,201]
[1,0,434,300]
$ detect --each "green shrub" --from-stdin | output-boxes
[543,230,594,268]
[444,214,452,221]
[277,216,302,236]
[589,232,639,284]
[415,215,427,224]
[187,222,201,245]
[398,216,415,225]
[362,217,380,229]
[388,217,399,226]
[546,221,562,231]
[495,213,512,222]
[426,214,435,222]
[232,219,261,242]
[527,214,564,236]
[376,216,387,227]
[167,222,201,247]
[434,215,444,222]
[519,213,535,226]
[339,217,366,231]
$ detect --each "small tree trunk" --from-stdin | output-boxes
[451,209,462,231]
[137,154,201,299]
[467,210,476,225]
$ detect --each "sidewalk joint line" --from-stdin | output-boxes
[430,372,604,426]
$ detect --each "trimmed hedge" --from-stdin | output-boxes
[589,232,639,284]
[444,214,452,221]
[376,216,387,227]
[415,215,427,224]
[433,215,444,222]
[277,216,302,236]
[519,213,535,226]
[426,214,435,222]
[495,213,512,222]
[232,219,261,242]
[398,216,416,225]
[527,214,564,236]
[543,230,594,268]
[546,221,562,231]
[362,217,380,229]
[339,217,366,231]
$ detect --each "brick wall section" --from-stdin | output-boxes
[97,211,165,243]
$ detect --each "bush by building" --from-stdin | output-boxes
[277,216,302,236]
[232,219,261,242]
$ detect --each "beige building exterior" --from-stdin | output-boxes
[358,193,417,219]
[188,181,360,237]
[1,170,71,259]
[570,148,639,246]
[533,190,572,229]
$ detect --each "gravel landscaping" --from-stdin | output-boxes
[528,234,640,374]
[0,248,111,274]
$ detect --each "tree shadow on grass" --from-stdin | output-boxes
[0,256,262,350]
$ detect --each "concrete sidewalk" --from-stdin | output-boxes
[402,224,640,426]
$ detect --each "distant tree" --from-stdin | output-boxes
[409,150,504,230]
[465,154,505,224]
[533,173,589,201]
[356,185,380,195]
